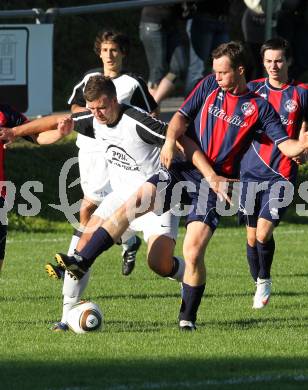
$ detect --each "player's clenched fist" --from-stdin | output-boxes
[57,117,74,136]
[160,138,176,169]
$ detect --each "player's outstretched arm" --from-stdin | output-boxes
[0,114,70,146]
[292,121,308,164]
[37,116,74,144]
[278,125,308,157]
[160,112,189,169]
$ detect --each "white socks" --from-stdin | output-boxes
[67,234,81,256]
[61,269,91,323]
[168,256,185,282]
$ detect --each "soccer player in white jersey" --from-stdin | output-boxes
[55,75,185,331]
[46,31,158,280]
[0,76,186,331]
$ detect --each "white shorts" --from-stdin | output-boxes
[93,191,179,243]
[78,149,111,203]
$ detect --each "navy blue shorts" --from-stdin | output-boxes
[238,180,294,228]
[147,161,221,232]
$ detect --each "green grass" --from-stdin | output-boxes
[2,138,308,389]
[1,223,307,390]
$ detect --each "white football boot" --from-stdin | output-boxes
[252,277,272,309]
[179,320,196,331]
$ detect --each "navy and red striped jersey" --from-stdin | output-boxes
[0,104,28,192]
[240,78,308,182]
[179,74,289,178]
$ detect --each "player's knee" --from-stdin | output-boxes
[80,199,98,224]
[256,230,272,244]
[183,245,202,269]
[246,232,257,247]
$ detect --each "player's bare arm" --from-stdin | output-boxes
[0,114,71,148]
[278,125,308,157]
[0,114,70,146]
[35,119,73,145]
[292,121,308,164]
[160,112,189,168]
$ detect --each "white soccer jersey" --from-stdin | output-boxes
[72,105,166,196]
[68,70,157,151]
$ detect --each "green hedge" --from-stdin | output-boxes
[5,135,82,231]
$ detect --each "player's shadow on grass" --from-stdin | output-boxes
[93,292,182,300]
[9,314,308,334]
[276,273,308,277]
[274,291,308,297]
[107,320,168,333]
[0,294,61,303]
[2,357,308,390]
[208,316,308,330]
[212,291,255,298]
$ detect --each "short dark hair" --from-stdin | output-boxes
[260,37,292,61]
[84,75,117,102]
[94,30,130,57]
[211,41,249,70]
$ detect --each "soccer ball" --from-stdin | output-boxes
[66,300,103,334]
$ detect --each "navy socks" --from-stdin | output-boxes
[179,282,205,323]
[246,243,259,282]
[78,227,114,267]
[257,237,275,279]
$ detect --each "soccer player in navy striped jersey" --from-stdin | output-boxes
[0,105,71,273]
[53,41,308,331]
[239,37,308,309]
[0,105,28,272]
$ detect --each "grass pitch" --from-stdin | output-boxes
[0,223,307,390]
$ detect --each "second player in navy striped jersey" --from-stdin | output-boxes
[239,38,308,309]
[241,80,308,181]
